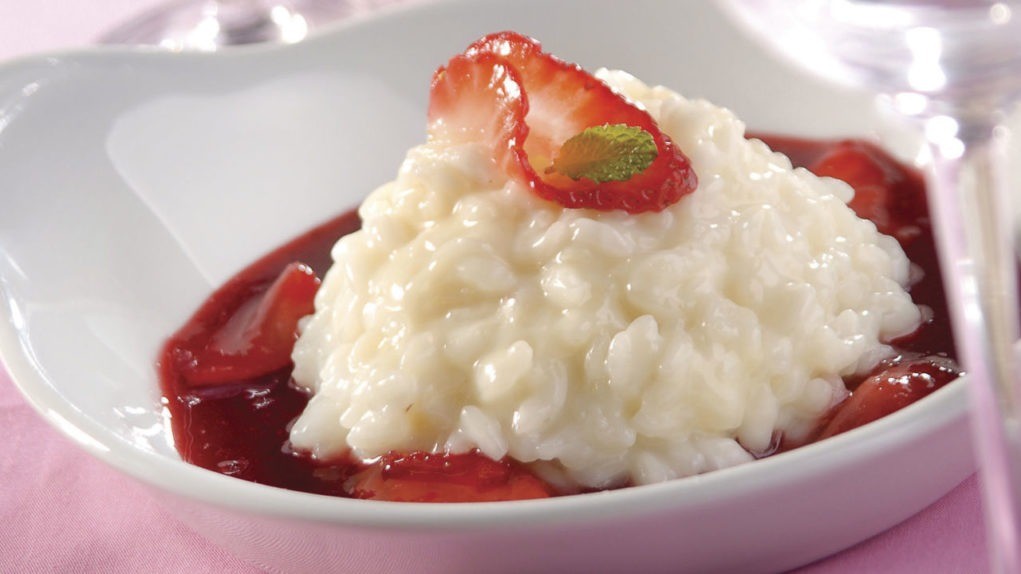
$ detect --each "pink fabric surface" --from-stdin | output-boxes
[0,369,258,573]
[0,1,987,572]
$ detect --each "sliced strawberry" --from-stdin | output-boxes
[816,355,959,440]
[179,262,320,387]
[809,139,928,243]
[429,31,697,213]
[428,51,527,177]
[350,450,553,503]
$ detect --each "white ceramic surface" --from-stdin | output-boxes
[0,1,972,573]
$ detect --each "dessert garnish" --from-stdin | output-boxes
[551,124,658,183]
[429,31,697,213]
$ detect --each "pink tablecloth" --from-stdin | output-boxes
[0,2,989,572]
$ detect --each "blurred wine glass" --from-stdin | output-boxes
[99,0,390,50]
[719,1,1021,571]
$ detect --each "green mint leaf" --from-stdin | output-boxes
[551,124,658,184]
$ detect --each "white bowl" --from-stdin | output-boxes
[0,1,972,572]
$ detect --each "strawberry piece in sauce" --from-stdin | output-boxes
[350,451,553,503]
[429,31,697,213]
[809,139,928,243]
[175,262,320,387]
[816,356,959,440]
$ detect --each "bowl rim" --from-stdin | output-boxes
[0,0,971,531]
[0,317,968,529]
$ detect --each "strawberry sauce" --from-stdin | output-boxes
[158,213,361,496]
[157,135,959,501]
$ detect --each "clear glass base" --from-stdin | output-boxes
[721,2,1021,569]
[99,0,367,51]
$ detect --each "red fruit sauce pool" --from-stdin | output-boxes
[157,135,960,502]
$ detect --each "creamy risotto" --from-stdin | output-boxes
[288,70,921,489]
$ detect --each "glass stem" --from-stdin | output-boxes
[924,118,1021,574]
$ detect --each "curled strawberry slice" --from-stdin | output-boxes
[429,31,697,213]
[429,51,526,177]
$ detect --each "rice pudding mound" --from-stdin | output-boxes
[289,67,922,490]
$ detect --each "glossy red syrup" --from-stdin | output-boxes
[158,135,960,501]
[158,215,360,496]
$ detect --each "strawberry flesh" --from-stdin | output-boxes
[816,355,959,440]
[429,31,697,213]
[428,51,526,177]
[809,139,928,243]
[177,262,320,387]
[350,450,553,503]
